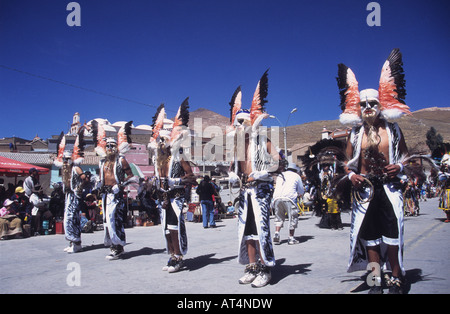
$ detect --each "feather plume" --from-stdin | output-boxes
[151,103,166,141]
[54,132,66,167]
[229,86,242,125]
[170,97,190,146]
[118,121,133,155]
[250,69,269,125]
[337,64,361,124]
[72,126,85,165]
[91,120,107,157]
[378,48,410,119]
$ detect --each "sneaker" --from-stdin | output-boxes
[168,257,184,273]
[368,275,383,294]
[273,233,281,245]
[251,264,271,288]
[238,263,258,284]
[387,277,403,294]
[162,256,176,271]
[105,245,124,260]
[63,243,72,252]
[288,237,299,245]
[67,242,82,253]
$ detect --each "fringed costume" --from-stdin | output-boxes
[148,98,195,273]
[336,48,412,294]
[54,128,86,253]
[227,70,281,288]
[438,155,450,222]
[91,120,138,260]
[300,139,347,229]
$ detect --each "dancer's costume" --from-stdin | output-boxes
[54,128,85,251]
[92,121,137,250]
[227,70,279,268]
[438,154,450,221]
[300,139,347,229]
[337,49,411,275]
[148,99,192,257]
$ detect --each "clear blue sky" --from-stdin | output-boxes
[1,0,449,140]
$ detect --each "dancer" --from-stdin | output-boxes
[92,120,138,260]
[300,139,347,229]
[337,48,410,294]
[272,162,304,245]
[438,154,450,222]
[149,99,196,273]
[227,70,281,288]
[54,128,86,253]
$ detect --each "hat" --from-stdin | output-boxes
[15,186,25,194]
[3,199,14,207]
[287,162,300,172]
[337,48,410,125]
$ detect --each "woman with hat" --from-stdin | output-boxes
[0,199,23,239]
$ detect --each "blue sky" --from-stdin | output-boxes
[1,0,449,140]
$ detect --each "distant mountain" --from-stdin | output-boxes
[189,107,450,154]
[188,108,230,131]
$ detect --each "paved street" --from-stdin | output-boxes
[1,197,449,295]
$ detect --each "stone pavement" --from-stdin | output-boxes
[1,198,449,295]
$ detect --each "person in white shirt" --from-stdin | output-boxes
[272,163,304,245]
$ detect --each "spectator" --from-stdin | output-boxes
[196,175,217,228]
[226,201,235,216]
[0,199,23,239]
[272,163,304,245]
[11,186,32,225]
[23,168,40,197]
[29,185,53,236]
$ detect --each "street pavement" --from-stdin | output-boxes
[1,197,449,295]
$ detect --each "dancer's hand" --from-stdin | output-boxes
[350,173,365,189]
[384,164,401,178]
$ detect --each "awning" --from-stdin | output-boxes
[0,156,50,177]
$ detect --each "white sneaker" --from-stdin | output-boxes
[288,237,299,245]
[251,266,271,288]
[68,243,82,253]
[63,243,72,252]
[168,258,183,273]
[273,233,281,245]
[162,256,175,271]
[238,264,258,284]
[105,246,124,260]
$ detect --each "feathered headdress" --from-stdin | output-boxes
[228,69,269,133]
[148,103,167,150]
[169,97,190,149]
[53,127,85,167]
[71,126,85,165]
[91,120,133,157]
[337,48,410,125]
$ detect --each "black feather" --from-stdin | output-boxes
[258,69,269,112]
[336,63,350,111]
[229,86,241,123]
[76,126,85,157]
[178,97,190,127]
[56,131,64,153]
[386,48,406,103]
[151,103,165,129]
[124,121,133,143]
[91,120,99,147]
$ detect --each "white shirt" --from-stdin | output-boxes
[273,170,304,202]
